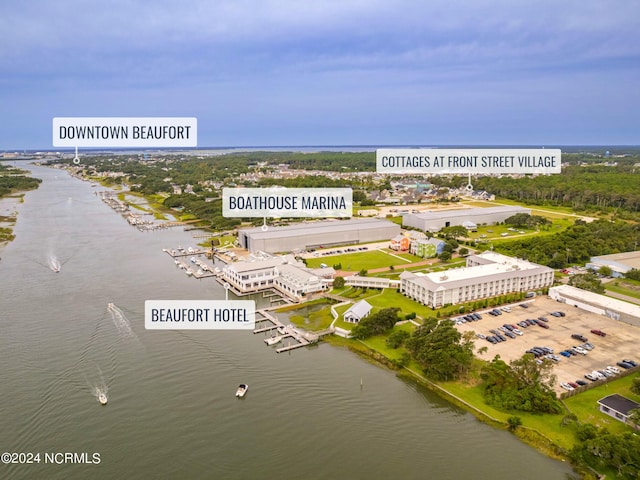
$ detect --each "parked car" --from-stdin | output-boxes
[590,329,606,337]
[486,336,497,344]
[605,366,620,374]
[560,383,574,391]
[495,334,506,342]
[572,346,587,355]
[537,316,549,323]
[568,382,579,389]
[623,359,638,367]
[517,321,529,328]
[559,351,571,358]
[476,333,486,339]
[581,342,594,351]
[504,331,516,339]
[575,379,588,386]
[571,334,588,342]
[520,303,529,308]
[537,321,549,329]
[617,361,633,369]
[512,328,523,336]
[584,373,598,381]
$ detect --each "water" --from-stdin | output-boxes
[0,162,575,480]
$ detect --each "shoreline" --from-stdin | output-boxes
[321,334,581,474]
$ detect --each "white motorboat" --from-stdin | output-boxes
[264,335,282,346]
[235,384,248,398]
[98,392,108,405]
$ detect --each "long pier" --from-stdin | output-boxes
[254,308,334,353]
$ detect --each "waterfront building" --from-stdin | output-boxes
[221,255,334,301]
[400,251,553,308]
[343,300,373,323]
[237,218,400,253]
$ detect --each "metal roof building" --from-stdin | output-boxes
[402,206,530,232]
[237,218,400,253]
[548,285,640,327]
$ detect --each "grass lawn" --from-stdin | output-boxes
[563,373,640,435]
[306,249,419,271]
[290,306,334,331]
[357,322,416,361]
[606,278,640,300]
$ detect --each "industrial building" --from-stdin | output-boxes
[402,206,530,232]
[585,250,640,278]
[400,251,554,308]
[237,218,400,253]
[548,285,640,328]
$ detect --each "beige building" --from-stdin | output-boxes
[221,255,334,302]
[400,251,554,308]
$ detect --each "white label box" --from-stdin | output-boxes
[145,300,255,330]
[53,117,197,147]
[222,187,352,218]
[377,148,561,175]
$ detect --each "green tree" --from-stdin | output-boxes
[507,416,522,431]
[406,319,475,381]
[333,276,345,289]
[568,273,605,294]
[598,265,613,277]
[351,308,399,339]
[631,377,640,395]
[386,329,410,349]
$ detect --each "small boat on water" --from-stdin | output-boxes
[264,335,282,346]
[235,384,248,398]
[98,392,108,405]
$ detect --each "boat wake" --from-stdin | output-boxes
[86,367,109,405]
[107,302,140,344]
[47,255,62,273]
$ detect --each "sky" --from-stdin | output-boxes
[1,0,639,149]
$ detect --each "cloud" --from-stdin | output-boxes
[0,1,639,147]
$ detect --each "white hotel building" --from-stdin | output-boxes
[221,255,334,302]
[400,251,554,308]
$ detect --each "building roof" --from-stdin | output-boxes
[345,299,372,319]
[598,394,640,416]
[591,250,640,271]
[239,218,398,240]
[224,254,297,273]
[401,252,551,289]
[404,206,529,221]
[550,285,640,319]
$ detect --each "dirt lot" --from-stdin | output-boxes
[456,296,640,393]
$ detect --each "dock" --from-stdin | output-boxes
[254,308,333,354]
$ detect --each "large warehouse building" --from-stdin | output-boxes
[548,285,640,328]
[585,250,640,278]
[237,218,400,253]
[400,251,554,308]
[402,206,530,232]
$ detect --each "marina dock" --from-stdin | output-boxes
[255,308,333,354]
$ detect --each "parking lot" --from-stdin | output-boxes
[455,296,640,394]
